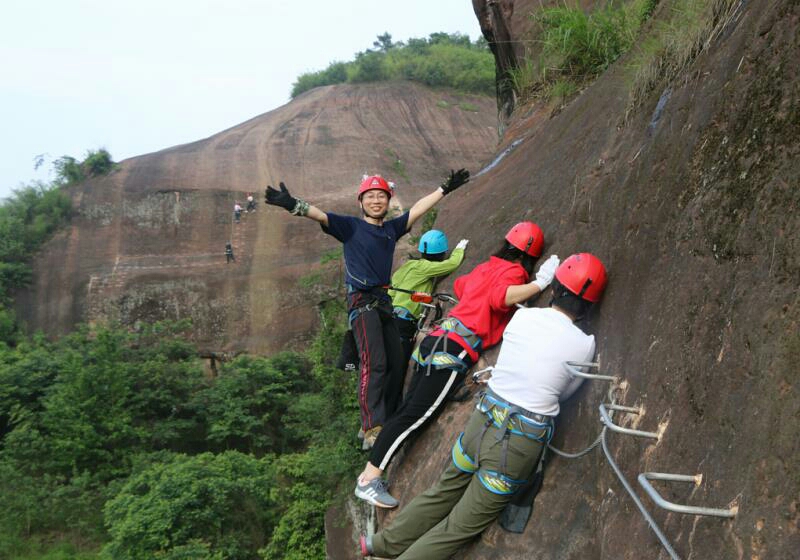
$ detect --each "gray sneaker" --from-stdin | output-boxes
[355,478,399,508]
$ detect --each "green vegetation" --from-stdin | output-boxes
[537,1,655,77]
[626,0,741,114]
[319,247,343,265]
[0,312,359,559]
[0,184,71,309]
[0,150,117,346]
[1,149,359,558]
[53,149,116,187]
[509,0,739,116]
[509,0,658,106]
[103,452,274,560]
[291,33,494,98]
[384,148,408,181]
[408,207,438,248]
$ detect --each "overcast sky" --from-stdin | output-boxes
[0,0,483,200]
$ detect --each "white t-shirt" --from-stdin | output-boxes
[487,307,596,417]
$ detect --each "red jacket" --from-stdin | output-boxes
[449,256,529,350]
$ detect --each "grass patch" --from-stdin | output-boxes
[320,247,343,265]
[626,0,741,116]
[459,102,479,112]
[507,58,543,105]
[408,207,438,247]
[5,541,101,560]
[436,100,450,108]
[548,79,579,105]
[384,148,409,181]
[509,0,658,109]
[299,271,323,288]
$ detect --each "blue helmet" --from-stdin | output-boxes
[418,230,448,255]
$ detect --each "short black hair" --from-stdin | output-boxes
[493,241,538,276]
[549,277,594,319]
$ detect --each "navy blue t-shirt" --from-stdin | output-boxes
[322,212,410,290]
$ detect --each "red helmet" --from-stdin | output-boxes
[555,253,607,302]
[358,175,393,200]
[505,222,544,257]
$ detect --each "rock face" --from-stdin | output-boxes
[350,2,798,560]
[15,82,498,354]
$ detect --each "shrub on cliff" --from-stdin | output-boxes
[0,182,71,310]
[54,148,116,186]
[509,0,658,106]
[291,32,494,97]
[0,149,117,345]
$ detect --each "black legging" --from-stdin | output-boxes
[369,334,475,470]
[394,315,418,376]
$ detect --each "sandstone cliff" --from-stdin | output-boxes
[331,1,798,559]
[15,83,498,355]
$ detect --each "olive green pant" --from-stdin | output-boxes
[371,408,545,560]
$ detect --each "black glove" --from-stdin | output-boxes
[440,168,470,195]
[265,182,297,212]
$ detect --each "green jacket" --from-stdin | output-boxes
[389,248,465,318]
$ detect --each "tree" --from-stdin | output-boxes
[83,148,115,176]
[53,155,84,185]
[372,32,400,52]
[103,452,275,560]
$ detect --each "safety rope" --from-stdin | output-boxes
[547,430,603,459]
[547,384,618,460]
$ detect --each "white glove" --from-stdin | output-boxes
[532,254,560,290]
[455,239,469,251]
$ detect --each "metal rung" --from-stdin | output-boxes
[599,403,659,439]
[638,473,738,518]
[564,361,619,382]
[605,403,641,414]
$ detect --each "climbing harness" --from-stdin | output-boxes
[477,389,554,443]
[412,316,481,376]
[392,306,416,322]
[451,389,553,496]
[346,285,393,326]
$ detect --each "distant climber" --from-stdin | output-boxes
[246,193,256,213]
[234,202,243,223]
[354,222,560,509]
[265,169,472,450]
[359,253,608,560]
[225,242,235,263]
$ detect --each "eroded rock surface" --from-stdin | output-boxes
[16,83,498,354]
[342,2,798,559]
